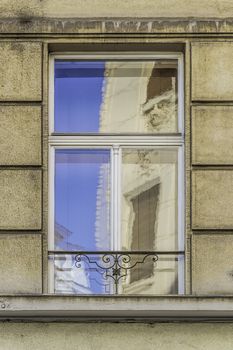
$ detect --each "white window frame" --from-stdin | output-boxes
[48,52,185,294]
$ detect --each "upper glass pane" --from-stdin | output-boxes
[54,59,178,133]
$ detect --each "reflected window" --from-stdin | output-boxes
[49,54,184,296]
[129,184,160,283]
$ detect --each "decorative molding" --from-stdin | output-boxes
[2,18,233,35]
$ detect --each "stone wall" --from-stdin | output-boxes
[1,0,233,18]
[0,323,232,350]
[191,41,233,294]
[0,41,43,293]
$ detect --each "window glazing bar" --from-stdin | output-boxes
[49,135,184,147]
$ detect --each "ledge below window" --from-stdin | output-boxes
[0,295,232,322]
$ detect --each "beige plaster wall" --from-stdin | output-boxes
[0,42,42,101]
[192,234,233,294]
[192,170,233,230]
[0,105,41,165]
[192,106,233,165]
[190,40,233,293]
[0,235,42,293]
[0,42,43,290]
[191,42,233,101]
[0,169,42,230]
[0,323,233,350]
[1,0,233,18]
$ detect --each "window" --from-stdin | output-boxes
[48,53,184,295]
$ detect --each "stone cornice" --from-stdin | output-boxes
[2,18,233,36]
[0,295,233,321]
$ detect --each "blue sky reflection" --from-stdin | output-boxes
[55,149,111,251]
[55,61,105,132]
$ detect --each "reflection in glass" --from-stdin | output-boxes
[122,254,183,295]
[55,149,111,251]
[51,254,114,295]
[50,253,183,295]
[54,60,178,133]
[121,148,178,252]
[54,149,111,294]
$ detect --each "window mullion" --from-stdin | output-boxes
[117,147,122,251]
[112,145,120,251]
[48,145,55,293]
[110,148,114,251]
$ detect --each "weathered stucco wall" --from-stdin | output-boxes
[0,323,232,350]
[190,40,233,294]
[1,0,233,18]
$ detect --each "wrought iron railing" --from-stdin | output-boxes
[49,250,184,294]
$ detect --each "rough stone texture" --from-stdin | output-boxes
[0,105,41,165]
[0,42,42,101]
[0,0,233,18]
[0,234,42,293]
[0,170,41,230]
[192,170,233,229]
[192,106,233,165]
[192,234,233,295]
[192,42,233,101]
[0,323,232,349]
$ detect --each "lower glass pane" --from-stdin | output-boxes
[50,253,184,295]
[51,146,183,295]
[121,148,179,252]
[121,254,184,295]
[50,254,114,294]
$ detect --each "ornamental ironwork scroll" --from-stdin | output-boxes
[75,252,158,294]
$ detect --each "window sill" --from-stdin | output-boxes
[0,295,232,321]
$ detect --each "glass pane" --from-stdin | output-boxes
[54,60,178,133]
[50,253,184,295]
[121,148,179,251]
[55,149,111,251]
[121,254,184,295]
[51,254,114,295]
